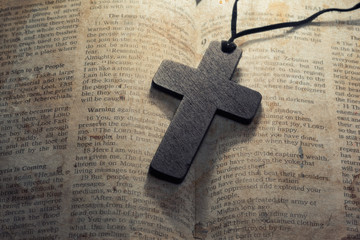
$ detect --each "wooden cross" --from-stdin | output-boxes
[149,41,262,183]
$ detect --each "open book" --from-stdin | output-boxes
[0,0,359,239]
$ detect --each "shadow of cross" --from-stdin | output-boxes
[149,41,262,183]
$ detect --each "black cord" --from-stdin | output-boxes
[222,1,360,53]
[231,0,239,38]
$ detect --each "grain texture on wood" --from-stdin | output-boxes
[149,41,262,183]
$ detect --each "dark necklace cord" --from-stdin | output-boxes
[222,1,360,52]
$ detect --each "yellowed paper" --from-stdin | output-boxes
[0,0,359,239]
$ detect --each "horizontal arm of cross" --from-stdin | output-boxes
[152,60,196,98]
[215,80,262,122]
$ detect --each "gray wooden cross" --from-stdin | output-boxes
[149,41,262,183]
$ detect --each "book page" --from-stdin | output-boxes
[194,0,360,239]
[0,0,199,239]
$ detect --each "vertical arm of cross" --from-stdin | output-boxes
[198,41,242,80]
[149,97,217,183]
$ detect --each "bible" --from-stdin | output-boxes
[0,0,359,239]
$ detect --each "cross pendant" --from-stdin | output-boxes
[149,41,262,183]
